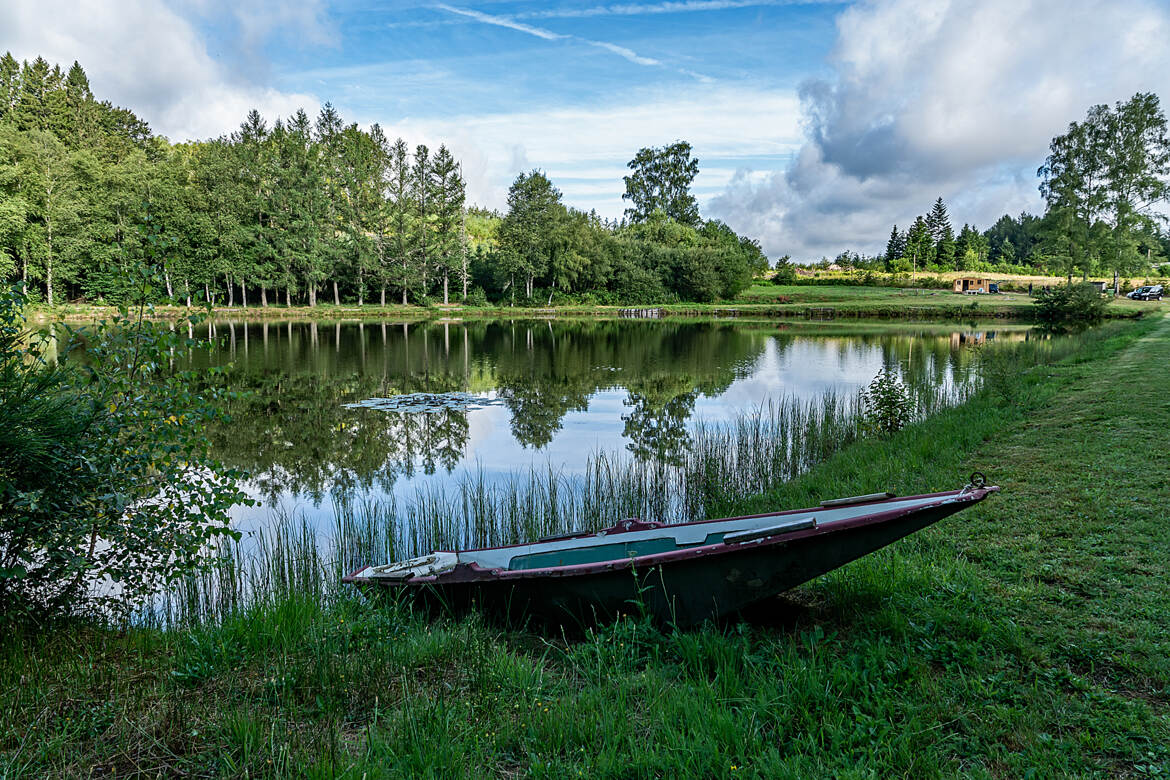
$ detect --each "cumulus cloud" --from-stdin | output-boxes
[708,0,1170,260]
[362,85,801,215]
[0,0,321,141]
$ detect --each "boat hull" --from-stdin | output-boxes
[347,487,996,627]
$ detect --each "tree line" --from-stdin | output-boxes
[0,54,767,308]
[875,94,1170,280]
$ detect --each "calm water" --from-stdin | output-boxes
[177,317,1026,531]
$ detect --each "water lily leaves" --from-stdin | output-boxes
[344,392,504,414]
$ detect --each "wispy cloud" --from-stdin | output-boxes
[518,0,831,19]
[434,3,566,40]
[583,40,661,66]
[435,3,700,75]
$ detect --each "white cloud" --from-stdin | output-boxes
[0,0,320,141]
[518,0,833,19]
[708,0,1170,260]
[360,85,802,215]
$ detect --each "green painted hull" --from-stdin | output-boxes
[360,495,982,628]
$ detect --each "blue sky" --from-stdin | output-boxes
[228,0,842,218]
[5,0,1170,258]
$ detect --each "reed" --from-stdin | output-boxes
[154,357,987,627]
[155,325,1123,628]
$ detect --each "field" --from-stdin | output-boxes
[2,314,1167,777]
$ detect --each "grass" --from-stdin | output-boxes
[32,278,1160,325]
[3,316,1170,777]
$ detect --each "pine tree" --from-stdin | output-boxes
[0,53,22,121]
[412,144,432,297]
[386,138,415,304]
[884,225,905,264]
[429,145,464,305]
[935,222,956,269]
[906,216,931,270]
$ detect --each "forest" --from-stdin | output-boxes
[0,54,768,308]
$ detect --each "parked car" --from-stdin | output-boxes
[1127,285,1164,301]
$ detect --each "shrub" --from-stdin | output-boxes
[771,255,798,285]
[1033,283,1109,332]
[0,253,249,621]
[860,367,914,436]
[464,286,489,307]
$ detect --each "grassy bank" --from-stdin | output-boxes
[3,316,1169,777]
[32,281,1159,324]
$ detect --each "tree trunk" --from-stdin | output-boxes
[286,287,292,307]
[443,270,449,305]
[261,287,268,307]
[333,280,340,306]
[241,279,248,308]
[227,276,235,307]
[309,285,317,307]
[380,286,386,306]
[164,267,173,299]
[185,280,192,308]
[1114,268,1119,297]
[358,270,364,307]
[45,221,53,307]
[204,283,211,305]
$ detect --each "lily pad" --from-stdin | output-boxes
[344,392,505,414]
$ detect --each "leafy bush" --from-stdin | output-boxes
[1033,283,1109,332]
[860,367,914,436]
[464,287,488,307]
[0,254,249,621]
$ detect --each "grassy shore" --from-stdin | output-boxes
[32,282,1158,324]
[3,316,1169,777]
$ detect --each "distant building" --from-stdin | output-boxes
[953,277,990,294]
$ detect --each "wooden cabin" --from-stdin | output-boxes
[953,277,990,294]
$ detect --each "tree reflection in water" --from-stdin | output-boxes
[183,318,1023,508]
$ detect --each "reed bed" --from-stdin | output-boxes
[154,327,1125,628]
[155,363,986,627]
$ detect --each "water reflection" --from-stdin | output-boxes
[176,318,1027,525]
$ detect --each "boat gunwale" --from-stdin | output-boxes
[343,486,998,584]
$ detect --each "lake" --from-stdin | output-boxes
[178,317,1027,535]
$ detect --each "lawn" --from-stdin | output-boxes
[2,315,1168,778]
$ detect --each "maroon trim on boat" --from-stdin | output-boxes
[345,486,999,586]
[342,565,371,584]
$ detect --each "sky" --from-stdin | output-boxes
[3,0,1170,260]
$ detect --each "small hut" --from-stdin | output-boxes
[953,277,990,294]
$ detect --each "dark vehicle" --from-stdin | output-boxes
[1127,284,1163,301]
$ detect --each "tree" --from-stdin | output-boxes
[622,141,700,225]
[1039,93,1170,289]
[498,171,564,302]
[884,225,905,266]
[905,216,931,270]
[385,138,415,304]
[429,145,465,305]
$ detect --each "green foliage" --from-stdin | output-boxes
[622,141,700,226]
[1,54,765,308]
[771,254,798,284]
[1039,92,1170,280]
[860,367,914,436]
[0,225,250,621]
[1032,282,1110,331]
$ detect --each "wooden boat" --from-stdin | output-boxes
[344,477,999,627]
